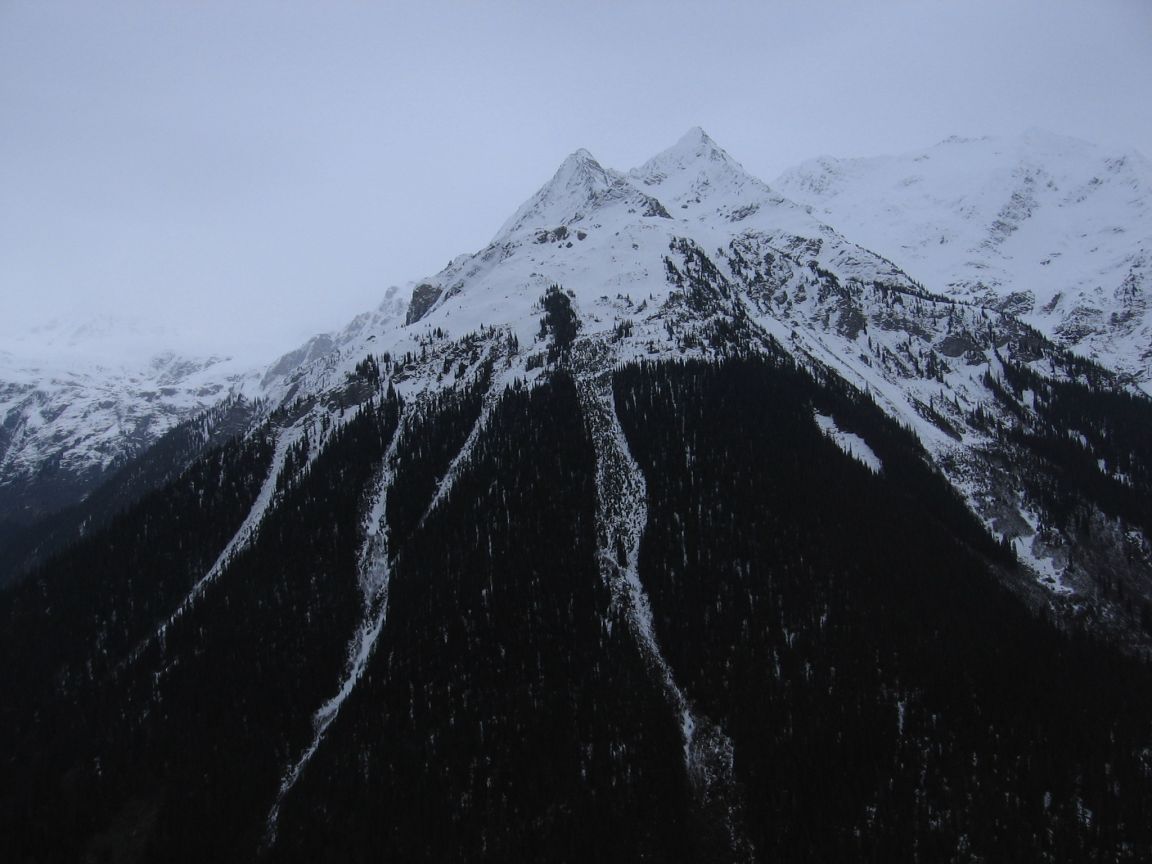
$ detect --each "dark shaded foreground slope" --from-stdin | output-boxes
[617,355,1152,862]
[1,358,1150,862]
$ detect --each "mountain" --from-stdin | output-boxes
[3,130,1152,862]
[0,290,409,585]
[775,129,1152,390]
[384,127,1152,640]
[0,317,257,523]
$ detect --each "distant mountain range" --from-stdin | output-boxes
[776,129,1152,390]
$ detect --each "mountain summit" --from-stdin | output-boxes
[630,126,769,204]
[496,147,618,238]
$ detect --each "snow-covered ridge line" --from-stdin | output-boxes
[576,367,751,858]
[0,290,407,526]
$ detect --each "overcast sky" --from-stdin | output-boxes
[2,0,1150,362]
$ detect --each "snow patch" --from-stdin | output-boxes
[577,366,751,859]
[266,360,510,850]
[814,412,882,473]
[264,405,405,849]
[1016,506,1075,596]
[117,424,303,674]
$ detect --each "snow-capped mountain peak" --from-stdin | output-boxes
[402,128,917,338]
[496,128,782,244]
[495,148,619,239]
[635,126,734,174]
[629,126,771,208]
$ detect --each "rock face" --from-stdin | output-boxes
[404,282,442,324]
[775,129,1152,390]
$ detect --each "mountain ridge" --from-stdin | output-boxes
[775,129,1152,390]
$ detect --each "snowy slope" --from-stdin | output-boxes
[775,130,1152,389]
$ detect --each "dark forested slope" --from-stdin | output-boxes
[1,357,1151,863]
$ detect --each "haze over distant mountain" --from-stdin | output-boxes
[0,316,257,521]
[0,291,409,527]
[776,129,1152,390]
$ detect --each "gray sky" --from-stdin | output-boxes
[2,0,1150,361]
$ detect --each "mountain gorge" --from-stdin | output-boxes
[3,129,1152,862]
